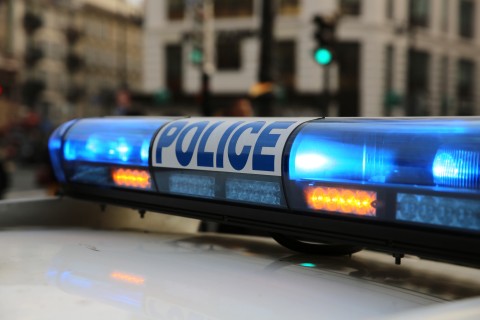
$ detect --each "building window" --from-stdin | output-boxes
[385,45,394,92]
[384,45,398,115]
[167,0,184,20]
[216,36,241,71]
[407,50,430,116]
[457,59,475,115]
[386,0,394,19]
[215,0,253,18]
[440,56,449,115]
[274,40,296,90]
[0,2,6,54]
[409,0,429,28]
[441,0,448,32]
[279,0,299,16]
[459,0,475,38]
[336,42,361,116]
[165,44,182,95]
[339,0,361,16]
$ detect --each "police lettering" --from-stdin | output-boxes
[155,120,295,173]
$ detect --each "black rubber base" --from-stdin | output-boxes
[272,233,362,256]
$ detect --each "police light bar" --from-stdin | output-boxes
[49,117,480,266]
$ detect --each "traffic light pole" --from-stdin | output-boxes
[201,0,214,116]
[322,65,331,117]
[311,13,338,117]
[187,0,215,116]
[257,0,276,117]
[201,71,211,116]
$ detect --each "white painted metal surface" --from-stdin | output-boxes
[0,198,479,319]
[152,118,314,176]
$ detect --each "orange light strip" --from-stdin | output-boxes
[112,168,151,189]
[110,271,145,285]
[305,186,376,216]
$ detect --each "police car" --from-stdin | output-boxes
[1,116,480,319]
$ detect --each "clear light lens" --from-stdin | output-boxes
[155,170,286,207]
[69,165,111,185]
[169,173,215,198]
[226,178,281,205]
[396,193,480,231]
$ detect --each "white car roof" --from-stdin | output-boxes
[0,197,479,319]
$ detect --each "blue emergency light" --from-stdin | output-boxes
[49,117,480,266]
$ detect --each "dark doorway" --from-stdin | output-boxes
[165,44,183,98]
[407,49,430,116]
[336,42,360,116]
[275,40,296,91]
[456,58,475,115]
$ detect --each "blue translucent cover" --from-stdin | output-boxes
[288,118,480,191]
[48,120,78,182]
[63,118,169,166]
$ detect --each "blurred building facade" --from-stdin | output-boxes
[143,0,480,117]
[80,0,143,117]
[0,0,142,127]
[0,0,21,128]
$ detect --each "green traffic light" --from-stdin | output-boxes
[190,48,203,64]
[314,48,332,65]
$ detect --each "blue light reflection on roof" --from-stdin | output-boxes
[63,118,168,166]
[60,271,93,289]
[299,262,316,268]
[289,118,480,189]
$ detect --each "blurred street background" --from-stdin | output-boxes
[0,0,479,198]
